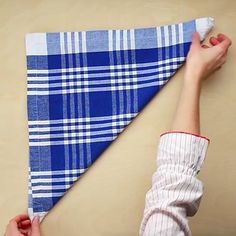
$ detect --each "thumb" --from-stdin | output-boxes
[31,216,41,236]
[191,32,201,48]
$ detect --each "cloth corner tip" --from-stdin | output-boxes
[207,17,215,27]
[195,17,215,41]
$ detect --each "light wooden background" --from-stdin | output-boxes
[0,0,236,235]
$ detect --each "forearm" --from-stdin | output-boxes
[171,74,202,134]
[140,31,231,236]
[139,133,209,236]
[139,75,209,236]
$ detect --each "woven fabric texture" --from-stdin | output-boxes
[26,17,214,221]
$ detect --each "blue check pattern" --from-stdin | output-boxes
[26,18,210,219]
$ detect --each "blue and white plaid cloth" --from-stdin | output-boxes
[26,17,214,221]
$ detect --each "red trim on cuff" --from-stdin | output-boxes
[160,131,210,142]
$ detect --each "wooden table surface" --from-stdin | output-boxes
[0,0,236,235]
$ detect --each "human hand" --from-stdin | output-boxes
[185,32,232,85]
[4,214,41,236]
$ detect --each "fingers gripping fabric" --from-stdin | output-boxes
[26,17,214,221]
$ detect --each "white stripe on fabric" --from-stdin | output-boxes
[27,57,185,75]
[28,113,137,126]
[29,136,115,146]
[29,120,129,134]
[74,32,80,53]
[27,79,168,96]
[81,31,87,53]
[30,168,87,176]
[164,26,170,46]
[31,176,79,184]
[29,120,132,132]
[67,32,72,54]
[27,65,180,84]
[178,23,184,44]
[32,192,64,198]
[108,30,113,51]
[123,30,128,50]
[29,125,127,140]
[156,26,162,48]
[27,64,179,88]
[29,127,125,145]
[60,32,65,54]
[130,29,135,50]
[116,30,120,51]
[32,185,71,191]
[171,24,177,45]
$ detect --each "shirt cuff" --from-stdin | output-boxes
[158,132,210,175]
[160,131,210,142]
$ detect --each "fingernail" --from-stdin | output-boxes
[33,216,40,222]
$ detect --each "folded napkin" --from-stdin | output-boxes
[26,17,214,221]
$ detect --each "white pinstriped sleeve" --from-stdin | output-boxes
[139,132,209,236]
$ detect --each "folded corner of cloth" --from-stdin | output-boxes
[195,16,214,40]
[26,16,214,221]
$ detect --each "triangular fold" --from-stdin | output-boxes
[26,17,214,221]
